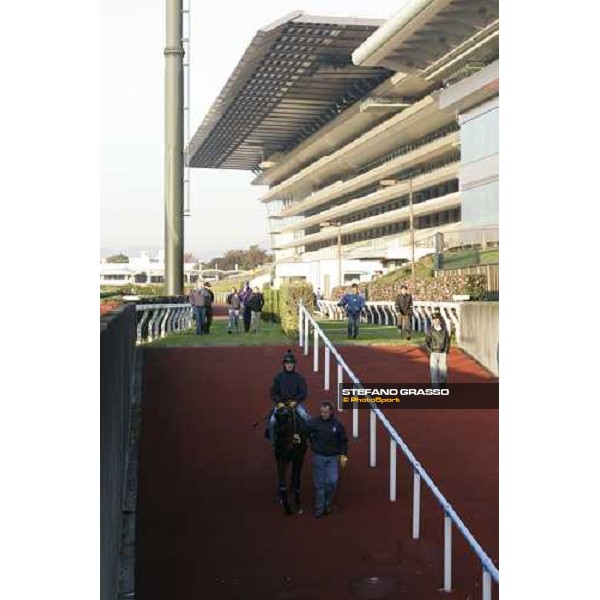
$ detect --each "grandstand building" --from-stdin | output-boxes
[189,2,499,295]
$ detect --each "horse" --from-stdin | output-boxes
[272,402,308,516]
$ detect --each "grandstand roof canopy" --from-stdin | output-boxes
[353,0,499,73]
[188,11,391,171]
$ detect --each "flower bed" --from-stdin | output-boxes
[100,300,122,317]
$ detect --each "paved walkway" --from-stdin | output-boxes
[136,344,498,599]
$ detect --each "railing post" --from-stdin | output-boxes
[482,569,492,600]
[337,364,343,411]
[324,346,330,390]
[299,305,303,348]
[390,439,397,501]
[444,513,452,592]
[412,471,421,539]
[304,316,309,356]
[313,328,319,372]
[369,409,376,467]
[352,398,358,438]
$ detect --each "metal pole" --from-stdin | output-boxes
[409,175,415,289]
[482,569,492,600]
[412,471,421,539]
[337,364,343,411]
[337,224,342,288]
[164,0,185,295]
[313,328,319,372]
[390,439,397,501]
[352,398,358,438]
[444,514,452,592]
[298,305,303,348]
[369,410,376,467]
[304,317,309,355]
[324,347,330,390]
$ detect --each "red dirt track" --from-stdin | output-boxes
[136,344,498,600]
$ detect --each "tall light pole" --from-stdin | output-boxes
[336,223,342,288]
[164,0,184,295]
[408,174,415,289]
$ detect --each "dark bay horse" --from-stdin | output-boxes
[273,403,308,515]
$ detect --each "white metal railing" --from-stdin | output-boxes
[135,303,193,344]
[316,299,461,339]
[298,302,498,598]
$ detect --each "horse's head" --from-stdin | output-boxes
[273,404,307,455]
[274,405,293,425]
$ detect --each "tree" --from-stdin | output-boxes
[204,245,273,272]
[106,253,129,263]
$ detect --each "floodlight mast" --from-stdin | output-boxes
[164,0,184,295]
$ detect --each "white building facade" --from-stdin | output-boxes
[189,3,499,297]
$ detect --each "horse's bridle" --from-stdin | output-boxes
[289,401,302,446]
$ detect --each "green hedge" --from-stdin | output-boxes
[332,273,486,302]
[279,282,315,337]
[261,286,281,323]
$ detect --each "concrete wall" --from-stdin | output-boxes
[458,301,499,376]
[100,304,137,600]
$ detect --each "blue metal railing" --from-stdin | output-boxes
[299,302,498,598]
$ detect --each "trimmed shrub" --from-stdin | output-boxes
[261,285,281,323]
[279,282,315,337]
[332,273,486,302]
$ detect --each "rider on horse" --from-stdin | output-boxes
[267,349,310,443]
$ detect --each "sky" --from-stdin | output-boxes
[101,0,406,261]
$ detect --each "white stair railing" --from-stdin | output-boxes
[316,299,461,339]
[135,303,193,344]
[298,301,498,598]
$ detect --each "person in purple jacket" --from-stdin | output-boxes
[239,281,253,333]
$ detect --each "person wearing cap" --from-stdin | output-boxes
[267,349,310,442]
[395,284,413,340]
[337,283,366,339]
[425,313,451,388]
[306,401,348,518]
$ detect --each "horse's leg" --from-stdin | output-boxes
[292,450,306,514]
[278,458,293,515]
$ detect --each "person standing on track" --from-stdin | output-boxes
[395,284,414,340]
[425,313,451,388]
[189,280,210,335]
[306,401,348,518]
[248,286,265,334]
[239,281,253,333]
[337,283,365,339]
[226,287,241,334]
[267,349,310,442]
[203,281,215,334]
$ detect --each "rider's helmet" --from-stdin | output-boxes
[282,349,296,366]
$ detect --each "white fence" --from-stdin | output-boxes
[135,303,193,344]
[214,291,228,304]
[316,299,461,338]
[298,302,498,598]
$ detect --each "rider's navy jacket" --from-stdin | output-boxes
[337,293,365,316]
[306,417,348,456]
[270,369,307,405]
